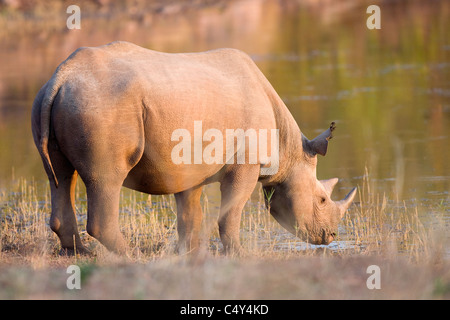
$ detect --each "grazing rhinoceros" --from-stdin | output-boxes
[31,41,356,255]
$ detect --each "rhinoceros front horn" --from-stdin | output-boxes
[336,187,357,218]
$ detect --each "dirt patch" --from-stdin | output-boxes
[1,250,449,299]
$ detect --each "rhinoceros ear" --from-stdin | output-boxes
[303,122,336,157]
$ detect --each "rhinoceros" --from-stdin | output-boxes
[31,41,356,255]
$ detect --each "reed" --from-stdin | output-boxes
[0,169,447,264]
[0,173,448,299]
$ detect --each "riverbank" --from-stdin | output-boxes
[1,176,449,299]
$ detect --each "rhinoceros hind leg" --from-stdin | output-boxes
[46,151,89,255]
[174,185,204,254]
[85,181,129,255]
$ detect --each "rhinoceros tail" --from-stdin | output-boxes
[39,70,66,188]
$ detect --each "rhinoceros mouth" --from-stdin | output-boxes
[270,208,337,245]
[308,230,336,245]
[320,231,336,245]
[328,232,337,243]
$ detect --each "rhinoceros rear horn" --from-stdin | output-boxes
[303,122,336,157]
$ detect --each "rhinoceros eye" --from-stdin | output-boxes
[320,197,326,204]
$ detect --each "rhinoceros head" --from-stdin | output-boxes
[263,122,357,245]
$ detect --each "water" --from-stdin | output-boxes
[0,0,448,252]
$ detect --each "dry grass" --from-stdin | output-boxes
[0,172,449,299]
[340,169,448,263]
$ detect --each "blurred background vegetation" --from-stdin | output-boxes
[0,0,448,211]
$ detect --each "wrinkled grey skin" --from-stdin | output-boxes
[31,41,356,255]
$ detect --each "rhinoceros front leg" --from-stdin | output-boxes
[218,164,260,254]
[174,186,203,254]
